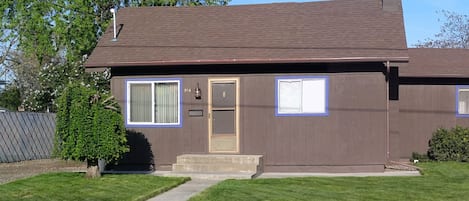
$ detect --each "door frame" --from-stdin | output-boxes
[208,77,240,153]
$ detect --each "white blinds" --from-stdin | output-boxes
[278,80,301,113]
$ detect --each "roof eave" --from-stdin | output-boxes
[85,56,410,68]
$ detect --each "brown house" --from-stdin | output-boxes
[85,0,469,173]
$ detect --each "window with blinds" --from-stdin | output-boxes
[276,76,328,116]
[126,79,181,127]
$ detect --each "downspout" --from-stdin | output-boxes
[385,61,390,162]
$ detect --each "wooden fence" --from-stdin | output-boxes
[0,112,56,163]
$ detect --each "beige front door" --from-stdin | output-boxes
[208,78,239,153]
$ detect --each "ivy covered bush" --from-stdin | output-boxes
[54,83,129,178]
[428,126,469,162]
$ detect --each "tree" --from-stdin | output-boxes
[416,10,469,48]
[54,83,129,178]
[0,84,21,111]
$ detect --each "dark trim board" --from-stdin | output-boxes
[111,62,387,76]
[400,77,469,85]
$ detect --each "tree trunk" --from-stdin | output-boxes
[86,159,101,178]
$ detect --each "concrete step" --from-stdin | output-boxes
[173,163,258,173]
[171,154,264,178]
[176,154,262,165]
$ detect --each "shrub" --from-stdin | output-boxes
[54,83,129,178]
[428,126,469,162]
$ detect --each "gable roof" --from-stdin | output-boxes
[85,0,408,70]
[403,48,469,77]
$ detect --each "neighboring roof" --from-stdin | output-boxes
[403,48,469,77]
[85,0,409,69]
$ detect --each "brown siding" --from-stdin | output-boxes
[111,72,387,172]
[241,73,387,172]
[398,85,456,159]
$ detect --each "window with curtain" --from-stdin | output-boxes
[126,79,181,126]
[458,88,469,115]
[276,76,328,116]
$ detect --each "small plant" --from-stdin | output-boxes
[411,152,430,162]
[428,126,469,162]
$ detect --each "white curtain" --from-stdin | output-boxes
[130,84,152,122]
[155,82,178,123]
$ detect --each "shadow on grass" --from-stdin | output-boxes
[106,130,154,171]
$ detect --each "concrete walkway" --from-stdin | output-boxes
[147,178,221,201]
[258,170,421,178]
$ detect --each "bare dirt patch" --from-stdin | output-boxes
[0,159,86,184]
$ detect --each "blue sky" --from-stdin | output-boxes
[229,0,469,47]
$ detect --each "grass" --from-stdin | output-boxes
[190,162,469,201]
[0,172,189,201]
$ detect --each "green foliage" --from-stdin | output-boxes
[0,84,21,111]
[428,126,469,162]
[54,83,129,164]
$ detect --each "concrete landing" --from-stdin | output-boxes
[154,171,255,180]
[147,178,221,201]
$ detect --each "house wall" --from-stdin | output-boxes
[397,84,469,159]
[110,70,388,172]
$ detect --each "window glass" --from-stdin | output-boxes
[302,79,326,113]
[130,83,152,122]
[155,82,179,123]
[459,90,469,114]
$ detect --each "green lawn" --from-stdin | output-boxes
[190,162,469,201]
[0,173,189,201]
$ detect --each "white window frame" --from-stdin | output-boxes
[275,76,329,116]
[457,86,469,117]
[125,78,182,127]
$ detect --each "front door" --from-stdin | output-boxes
[208,78,239,153]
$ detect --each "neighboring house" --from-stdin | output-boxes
[85,0,469,172]
[394,48,469,159]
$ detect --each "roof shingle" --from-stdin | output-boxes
[85,0,408,68]
[404,48,469,77]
